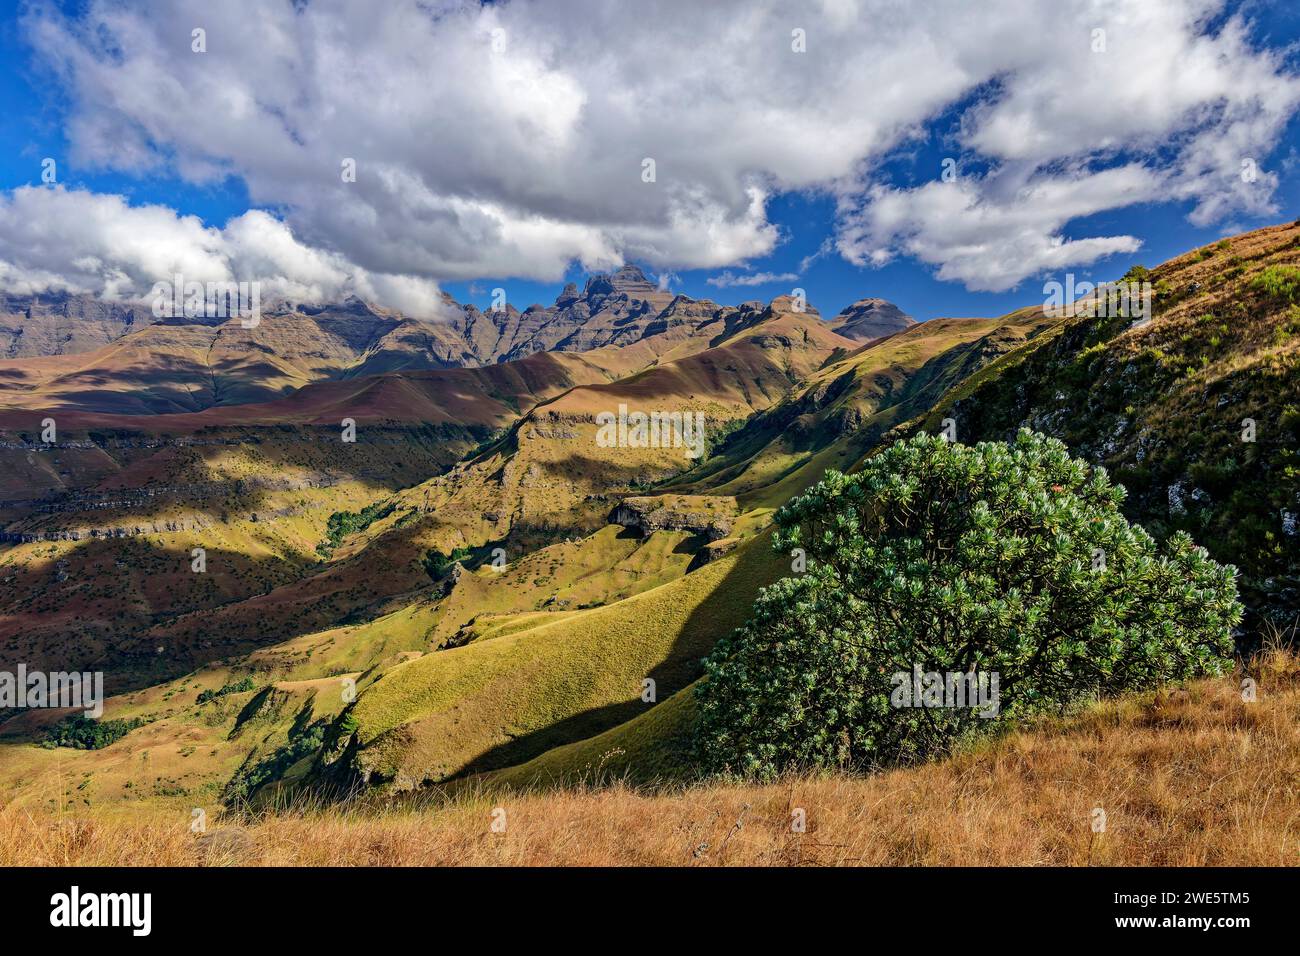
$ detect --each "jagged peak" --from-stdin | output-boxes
[582,263,660,298]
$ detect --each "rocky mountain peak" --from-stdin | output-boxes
[608,264,657,294]
[829,297,915,341]
[582,264,660,299]
[555,282,581,308]
[767,293,821,317]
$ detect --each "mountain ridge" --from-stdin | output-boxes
[0,269,913,415]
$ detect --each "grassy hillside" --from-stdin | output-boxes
[669,310,1056,510]
[477,681,699,791]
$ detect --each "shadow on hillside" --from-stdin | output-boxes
[453,699,649,778]
[446,527,786,781]
[0,538,323,733]
[0,423,476,514]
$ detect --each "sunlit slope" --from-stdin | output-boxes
[479,680,699,791]
[0,666,355,813]
[334,529,784,789]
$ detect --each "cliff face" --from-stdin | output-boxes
[0,291,162,358]
[460,265,701,364]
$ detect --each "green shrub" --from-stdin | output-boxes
[44,715,146,750]
[422,546,472,580]
[196,675,258,704]
[694,430,1241,780]
[1250,266,1300,303]
[316,501,396,558]
[222,720,328,805]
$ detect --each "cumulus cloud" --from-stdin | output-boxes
[0,186,450,316]
[5,0,1299,298]
[839,165,1157,291]
[836,1,1300,289]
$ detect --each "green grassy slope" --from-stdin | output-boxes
[333,528,784,789]
[478,681,699,791]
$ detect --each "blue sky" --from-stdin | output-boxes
[5,0,1300,322]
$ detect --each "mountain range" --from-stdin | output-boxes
[0,266,912,415]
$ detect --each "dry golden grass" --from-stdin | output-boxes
[3,651,1297,867]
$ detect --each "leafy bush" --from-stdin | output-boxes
[695,430,1241,780]
[196,675,258,704]
[222,720,328,805]
[44,715,145,750]
[316,501,396,558]
[1250,265,1300,303]
[422,546,472,580]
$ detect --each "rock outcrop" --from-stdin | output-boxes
[610,494,737,541]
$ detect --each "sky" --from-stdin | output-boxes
[3,0,1300,322]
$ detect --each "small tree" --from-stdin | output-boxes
[695,430,1241,780]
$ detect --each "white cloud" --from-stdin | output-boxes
[835,1,1300,289]
[839,164,1158,291]
[5,0,1299,297]
[708,270,801,288]
[0,186,450,317]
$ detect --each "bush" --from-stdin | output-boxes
[1250,266,1300,303]
[316,501,396,558]
[422,546,472,580]
[695,430,1241,780]
[196,675,258,704]
[44,715,145,750]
